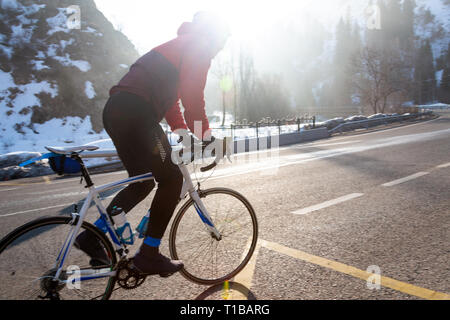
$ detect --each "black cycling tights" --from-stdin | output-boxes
[102,92,183,240]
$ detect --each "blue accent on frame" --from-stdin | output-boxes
[194,203,214,227]
[19,153,59,167]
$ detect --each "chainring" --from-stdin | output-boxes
[115,259,147,290]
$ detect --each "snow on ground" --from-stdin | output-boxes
[46,8,72,36]
[83,26,103,37]
[435,69,444,86]
[51,54,91,72]
[30,60,50,71]
[84,81,96,99]
[0,115,111,168]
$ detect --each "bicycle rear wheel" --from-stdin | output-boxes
[0,216,117,300]
[169,188,258,285]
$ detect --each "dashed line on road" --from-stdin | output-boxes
[436,162,450,169]
[0,188,18,192]
[381,172,430,187]
[231,239,450,300]
[291,193,364,215]
[0,203,73,217]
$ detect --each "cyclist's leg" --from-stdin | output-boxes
[103,93,157,216]
[103,92,183,275]
[132,125,184,275]
[75,92,156,261]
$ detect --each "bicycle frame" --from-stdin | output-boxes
[54,161,221,285]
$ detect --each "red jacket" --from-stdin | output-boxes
[110,22,213,137]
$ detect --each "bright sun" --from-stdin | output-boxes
[94,0,347,53]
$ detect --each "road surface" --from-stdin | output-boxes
[1,112,449,300]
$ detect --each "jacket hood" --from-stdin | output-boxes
[177,22,197,36]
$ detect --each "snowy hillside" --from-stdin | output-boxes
[0,0,139,156]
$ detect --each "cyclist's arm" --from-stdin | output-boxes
[165,101,188,132]
[179,43,212,140]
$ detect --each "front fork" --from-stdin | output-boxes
[178,163,222,241]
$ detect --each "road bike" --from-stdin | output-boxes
[0,141,258,300]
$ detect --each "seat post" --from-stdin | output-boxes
[71,153,94,188]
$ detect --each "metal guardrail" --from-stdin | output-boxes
[328,112,434,135]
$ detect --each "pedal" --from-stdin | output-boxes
[116,259,147,290]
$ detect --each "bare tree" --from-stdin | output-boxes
[238,45,257,122]
[211,51,233,126]
[349,46,410,114]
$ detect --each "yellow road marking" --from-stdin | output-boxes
[228,238,263,300]
[262,240,450,300]
[42,176,51,184]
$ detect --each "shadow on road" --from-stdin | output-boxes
[194,281,257,300]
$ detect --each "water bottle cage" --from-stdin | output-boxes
[136,216,150,239]
[116,223,135,245]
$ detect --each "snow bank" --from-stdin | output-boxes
[0,151,42,168]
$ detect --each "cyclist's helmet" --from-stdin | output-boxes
[192,11,231,49]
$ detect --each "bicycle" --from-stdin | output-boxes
[0,140,258,300]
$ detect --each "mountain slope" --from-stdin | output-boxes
[0,0,139,154]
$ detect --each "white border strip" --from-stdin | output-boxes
[382,172,429,187]
[292,193,364,215]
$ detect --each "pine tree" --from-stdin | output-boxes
[401,0,416,51]
[414,41,436,104]
[439,43,450,103]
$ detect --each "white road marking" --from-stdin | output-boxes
[3,128,447,219]
[0,188,18,192]
[295,140,361,149]
[0,203,73,217]
[201,129,450,181]
[436,162,450,169]
[382,172,429,187]
[292,193,364,215]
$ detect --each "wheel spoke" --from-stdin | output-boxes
[171,189,257,284]
[0,217,116,300]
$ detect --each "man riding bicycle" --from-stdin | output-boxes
[75,12,230,276]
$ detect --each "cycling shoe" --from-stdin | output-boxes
[132,245,183,277]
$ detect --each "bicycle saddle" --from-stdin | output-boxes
[45,145,100,155]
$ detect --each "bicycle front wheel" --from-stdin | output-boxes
[169,188,258,285]
[0,216,117,300]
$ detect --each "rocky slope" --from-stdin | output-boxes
[0,0,139,152]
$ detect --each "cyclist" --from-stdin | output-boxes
[74,12,230,276]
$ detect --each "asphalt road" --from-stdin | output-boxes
[0,112,449,300]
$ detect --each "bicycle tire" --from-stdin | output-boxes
[169,188,258,285]
[0,216,117,300]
